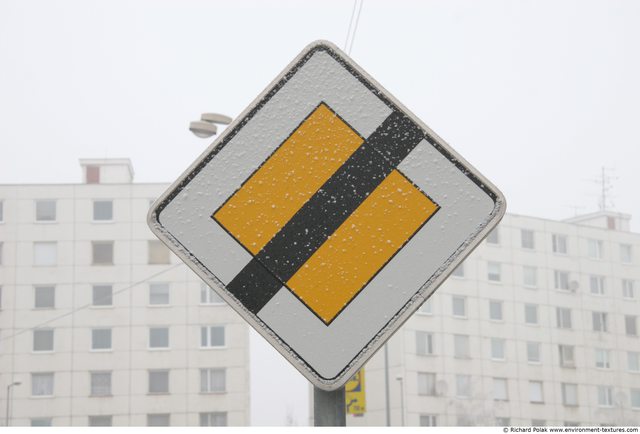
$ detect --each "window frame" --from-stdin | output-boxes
[35,199,57,222]
[91,241,114,265]
[91,328,113,352]
[31,372,54,397]
[33,328,54,353]
[148,369,170,395]
[200,325,226,349]
[33,242,57,267]
[92,200,114,222]
[89,371,112,397]
[149,326,170,350]
[521,229,535,249]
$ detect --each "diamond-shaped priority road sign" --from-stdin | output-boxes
[148,40,506,390]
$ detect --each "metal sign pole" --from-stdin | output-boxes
[313,386,346,426]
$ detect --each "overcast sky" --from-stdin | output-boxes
[2,0,640,425]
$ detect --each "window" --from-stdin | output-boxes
[417,372,436,396]
[88,416,112,427]
[595,349,611,369]
[93,200,113,221]
[418,298,432,314]
[593,311,608,332]
[452,296,466,317]
[35,199,56,221]
[34,242,57,266]
[420,415,437,427]
[200,412,227,427]
[31,372,54,396]
[33,329,54,352]
[562,383,578,406]
[490,338,506,360]
[92,241,114,265]
[148,240,170,264]
[527,342,541,363]
[200,368,226,393]
[147,414,170,427]
[453,334,470,358]
[489,300,503,321]
[552,234,568,254]
[487,262,501,282]
[524,304,538,325]
[90,372,111,396]
[149,283,170,305]
[523,266,538,288]
[493,378,508,401]
[148,370,169,394]
[631,389,640,409]
[554,270,570,290]
[455,374,471,398]
[628,351,640,372]
[416,331,434,356]
[588,239,604,259]
[486,228,499,244]
[626,315,638,336]
[597,386,613,407]
[521,229,535,249]
[34,285,55,309]
[86,165,100,184]
[451,263,464,278]
[200,283,224,305]
[623,279,636,299]
[91,328,112,351]
[556,307,572,329]
[201,325,225,348]
[149,327,169,349]
[559,345,575,368]
[590,275,606,295]
[92,284,113,306]
[31,418,52,426]
[529,381,544,403]
[620,244,633,264]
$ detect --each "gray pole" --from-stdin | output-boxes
[397,377,405,427]
[5,384,12,427]
[313,386,346,426]
[384,344,391,426]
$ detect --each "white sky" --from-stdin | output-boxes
[2,0,639,426]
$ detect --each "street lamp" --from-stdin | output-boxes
[189,113,232,138]
[396,375,405,427]
[5,381,21,427]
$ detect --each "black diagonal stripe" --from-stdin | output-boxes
[226,110,424,314]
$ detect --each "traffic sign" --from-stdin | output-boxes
[345,369,366,415]
[148,40,506,390]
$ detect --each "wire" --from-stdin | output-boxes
[0,263,184,344]
[344,0,365,55]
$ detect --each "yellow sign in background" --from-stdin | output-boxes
[345,369,366,415]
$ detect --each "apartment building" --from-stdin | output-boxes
[0,159,250,426]
[348,211,640,426]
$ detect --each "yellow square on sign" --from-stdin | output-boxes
[214,103,438,324]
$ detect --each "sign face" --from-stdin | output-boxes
[148,40,505,390]
[345,369,366,415]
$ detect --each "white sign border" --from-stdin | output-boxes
[148,40,506,390]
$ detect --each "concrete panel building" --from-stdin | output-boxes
[347,211,640,426]
[0,159,250,426]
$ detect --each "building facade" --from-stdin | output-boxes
[0,159,250,426]
[348,211,640,426]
